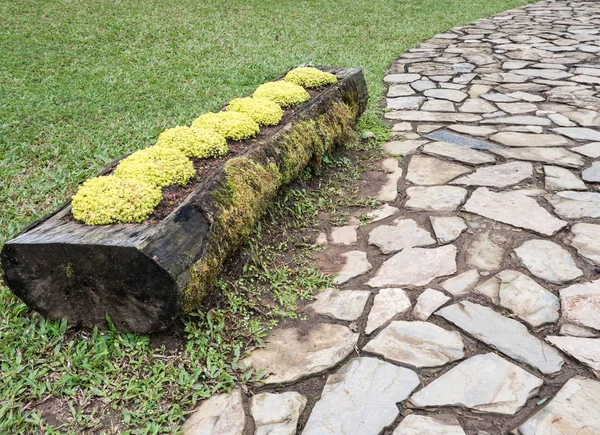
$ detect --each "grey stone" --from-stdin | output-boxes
[413,288,450,321]
[560,323,598,338]
[572,142,600,158]
[366,204,399,223]
[367,245,457,288]
[515,240,583,284]
[302,357,419,435]
[182,389,245,435]
[424,130,499,150]
[388,84,416,97]
[441,269,480,296]
[384,73,421,83]
[410,353,543,414]
[560,279,600,332]
[491,147,585,168]
[544,166,587,190]
[405,186,468,211]
[582,162,600,182]
[546,336,600,371]
[463,188,567,236]
[369,218,435,254]
[553,127,600,141]
[481,93,518,103]
[490,132,569,147]
[459,98,498,113]
[436,301,564,374]
[465,230,505,271]
[393,415,465,435]
[307,288,370,321]
[424,89,469,102]
[385,111,482,123]
[387,97,426,110]
[411,80,437,92]
[333,251,372,285]
[516,377,600,435]
[571,74,600,85]
[447,124,497,137]
[481,115,552,126]
[451,161,532,188]
[507,91,545,102]
[251,392,306,435]
[377,158,403,201]
[383,140,427,156]
[365,288,412,334]
[363,321,464,368]
[421,99,455,112]
[241,323,358,384]
[513,68,573,80]
[569,223,600,265]
[429,216,467,244]
[546,191,600,219]
[330,225,357,245]
[422,141,495,164]
[496,102,538,114]
[406,155,471,185]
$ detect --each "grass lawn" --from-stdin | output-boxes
[1,0,531,432]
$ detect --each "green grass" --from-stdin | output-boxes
[1,0,532,432]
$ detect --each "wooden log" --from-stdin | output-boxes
[1,68,367,333]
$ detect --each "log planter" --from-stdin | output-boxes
[1,67,367,334]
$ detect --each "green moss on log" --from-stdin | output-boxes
[184,100,357,308]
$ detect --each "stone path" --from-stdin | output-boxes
[183,1,600,433]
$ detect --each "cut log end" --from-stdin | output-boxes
[1,242,180,333]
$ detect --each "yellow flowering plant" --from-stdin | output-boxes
[114,146,195,187]
[191,111,260,141]
[253,81,310,108]
[156,126,228,159]
[284,67,337,88]
[71,176,162,225]
[226,97,283,126]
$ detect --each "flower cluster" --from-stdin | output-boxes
[72,176,162,225]
[156,126,228,158]
[114,146,195,187]
[227,97,283,126]
[284,67,337,88]
[253,81,310,108]
[73,67,338,225]
[192,111,260,141]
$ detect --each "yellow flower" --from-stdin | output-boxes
[253,81,310,108]
[191,111,260,141]
[71,176,162,225]
[284,67,337,88]
[227,97,283,126]
[114,146,195,187]
[156,126,228,158]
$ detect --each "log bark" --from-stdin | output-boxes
[1,67,367,333]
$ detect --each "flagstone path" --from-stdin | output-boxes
[183,1,600,433]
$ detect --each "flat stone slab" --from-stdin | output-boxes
[516,377,600,435]
[302,357,419,435]
[490,147,584,168]
[572,142,600,158]
[413,288,450,320]
[377,158,403,201]
[515,239,583,284]
[251,392,306,435]
[406,155,471,185]
[387,97,426,110]
[363,321,464,368]
[384,73,421,83]
[405,186,468,212]
[481,115,552,126]
[366,204,399,222]
[424,89,469,102]
[465,231,505,271]
[544,166,586,191]
[490,132,569,147]
[546,336,600,371]
[385,111,482,123]
[441,269,480,296]
[560,279,600,332]
[241,323,358,384]
[447,125,497,137]
[462,188,567,236]
[546,191,600,219]
[410,353,542,414]
[366,288,412,334]
[182,388,246,435]
[451,161,532,188]
[393,414,466,435]
[429,216,467,244]
[582,161,600,182]
[333,251,372,285]
[553,127,600,141]
[480,270,559,327]
[368,218,435,254]
[330,225,357,245]
[569,223,600,265]
[307,288,370,321]
[383,140,428,156]
[367,245,457,288]
[424,130,499,150]
[436,301,564,374]
[422,141,495,165]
